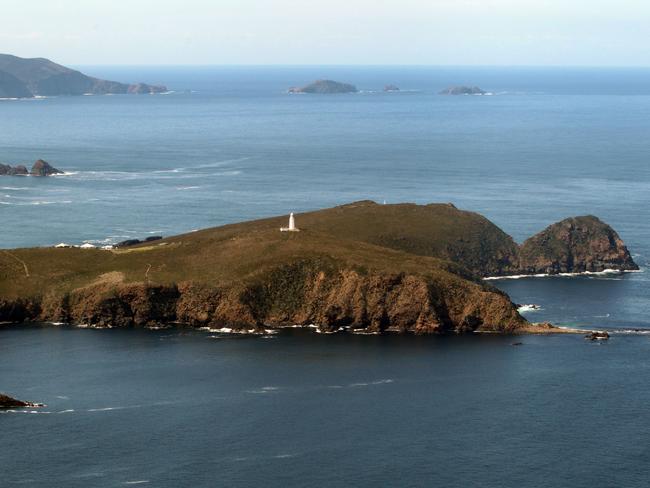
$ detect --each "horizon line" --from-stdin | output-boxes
[69,63,650,69]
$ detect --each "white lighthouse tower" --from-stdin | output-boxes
[280,212,299,232]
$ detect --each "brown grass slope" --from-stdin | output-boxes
[0,204,525,333]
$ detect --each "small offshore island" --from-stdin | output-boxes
[0,201,637,335]
[288,79,358,94]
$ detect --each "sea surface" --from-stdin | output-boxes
[3,66,650,486]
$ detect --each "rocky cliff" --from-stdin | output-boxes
[0,54,167,97]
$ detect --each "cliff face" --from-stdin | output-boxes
[0,54,167,97]
[518,216,638,274]
[11,262,524,334]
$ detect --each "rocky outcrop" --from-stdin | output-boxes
[30,159,63,176]
[1,159,64,176]
[288,80,357,94]
[384,84,400,92]
[586,331,609,341]
[115,236,163,248]
[440,86,486,95]
[0,393,42,408]
[0,163,28,175]
[0,54,167,97]
[518,216,638,275]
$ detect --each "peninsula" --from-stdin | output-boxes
[0,202,636,334]
[0,54,167,98]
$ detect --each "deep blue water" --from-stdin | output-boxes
[3,66,650,486]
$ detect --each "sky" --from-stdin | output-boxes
[1,0,649,66]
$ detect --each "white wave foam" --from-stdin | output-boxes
[518,304,542,313]
[176,186,200,190]
[349,379,394,387]
[246,386,280,394]
[124,481,150,485]
[484,268,641,280]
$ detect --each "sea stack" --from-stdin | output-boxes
[30,159,64,176]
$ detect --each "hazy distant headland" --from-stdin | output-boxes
[0,54,167,98]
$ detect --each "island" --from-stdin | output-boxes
[288,79,358,94]
[0,54,167,98]
[384,84,400,92]
[440,86,487,95]
[0,201,637,334]
[0,159,63,176]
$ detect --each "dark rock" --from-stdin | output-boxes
[440,86,486,95]
[145,236,163,242]
[586,331,610,341]
[288,80,357,94]
[384,84,400,92]
[115,239,142,248]
[0,393,43,408]
[511,342,524,346]
[519,216,638,275]
[13,164,28,175]
[30,159,64,176]
[0,163,29,175]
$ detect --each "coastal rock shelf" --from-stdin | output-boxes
[0,201,637,333]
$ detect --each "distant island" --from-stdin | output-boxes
[384,84,400,92]
[440,85,487,95]
[0,54,167,98]
[288,79,358,94]
[0,201,637,335]
[0,159,63,176]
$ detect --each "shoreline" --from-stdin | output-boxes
[484,268,643,281]
[0,320,634,337]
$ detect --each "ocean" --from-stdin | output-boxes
[2,66,650,486]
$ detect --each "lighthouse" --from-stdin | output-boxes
[280,212,300,232]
